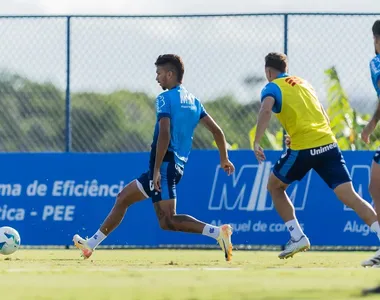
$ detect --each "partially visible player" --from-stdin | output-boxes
[253,52,380,260]
[360,20,380,267]
[73,54,235,261]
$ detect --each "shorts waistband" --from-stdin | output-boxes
[309,143,337,156]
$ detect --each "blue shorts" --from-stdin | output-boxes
[273,143,352,189]
[374,147,380,164]
[136,161,183,203]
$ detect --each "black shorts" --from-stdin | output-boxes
[374,147,380,164]
[273,143,352,189]
[136,161,183,203]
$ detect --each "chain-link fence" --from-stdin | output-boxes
[0,14,379,152]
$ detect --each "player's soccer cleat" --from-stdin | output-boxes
[73,234,93,259]
[278,235,310,259]
[361,249,380,267]
[217,224,233,261]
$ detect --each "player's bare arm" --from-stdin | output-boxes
[362,92,380,144]
[153,117,171,191]
[253,96,275,162]
[200,115,234,175]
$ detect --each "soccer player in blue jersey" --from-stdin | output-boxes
[73,54,235,261]
[361,20,380,267]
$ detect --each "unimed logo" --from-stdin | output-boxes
[208,162,311,211]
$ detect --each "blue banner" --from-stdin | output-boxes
[0,150,377,247]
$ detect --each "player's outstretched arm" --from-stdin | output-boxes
[253,96,275,162]
[362,95,380,144]
[200,115,234,175]
[362,70,380,143]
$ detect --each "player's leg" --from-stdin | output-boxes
[370,159,380,225]
[314,146,377,226]
[333,183,379,268]
[153,199,233,261]
[362,153,380,267]
[333,180,380,267]
[334,183,377,226]
[313,145,380,267]
[153,162,233,261]
[73,173,150,259]
[270,149,311,259]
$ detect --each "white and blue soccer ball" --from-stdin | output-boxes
[0,226,21,255]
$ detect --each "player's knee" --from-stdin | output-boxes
[159,219,171,231]
[267,181,275,194]
[155,201,177,231]
[267,180,282,195]
[115,192,131,209]
[369,182,380,199]
[158,215,177,231]
[267,173,288,195]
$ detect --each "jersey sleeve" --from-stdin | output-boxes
[199,102,208,119]
[370,57,380,97]
[155,93,171,120]
[260,82,282,113]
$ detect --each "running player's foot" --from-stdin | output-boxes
[361,249,380,267]
[73,234,93,259]
[217,224,233,261]
[278,235,310,259]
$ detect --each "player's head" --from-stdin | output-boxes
[373,20,380,55]
[264,52,288,82]
[155,54,184,90]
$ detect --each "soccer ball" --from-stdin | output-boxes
[0,226,21,255]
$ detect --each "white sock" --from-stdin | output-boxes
[285,219,304,240]
[87,230,107,249]
[202,224,220,240]
[371,222,380,240]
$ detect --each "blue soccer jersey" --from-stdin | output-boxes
[370,54,380,98]
[150,85,207,168]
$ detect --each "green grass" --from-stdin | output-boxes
[1,249,380,299]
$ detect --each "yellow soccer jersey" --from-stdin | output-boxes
[260,73,336,150]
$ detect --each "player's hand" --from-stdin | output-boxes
[285,135,291,147]
[254,142,266,163]
[153,169,161,192]
[361,121,376,144]
[221,159,235,176]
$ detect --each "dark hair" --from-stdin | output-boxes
[373,20,380,36]
[155,54,185,83]
[265,52,288,73]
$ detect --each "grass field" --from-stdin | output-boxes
[1,249,380,299]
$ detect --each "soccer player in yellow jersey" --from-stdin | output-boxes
[254,52,380,260]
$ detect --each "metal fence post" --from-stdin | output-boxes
[65,16,72,152]
[282,13,288,150]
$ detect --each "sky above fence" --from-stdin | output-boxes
[1,14,379,114]
[1,0,379,15]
